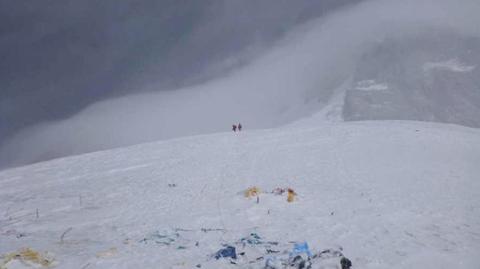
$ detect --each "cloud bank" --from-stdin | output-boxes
[1,0,479,168]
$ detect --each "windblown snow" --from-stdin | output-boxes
[1,120,479,268]
[423,59,476,73]
[354,80,389,91]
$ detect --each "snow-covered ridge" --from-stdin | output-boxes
[1,121,479,268]
[2,0,480,169]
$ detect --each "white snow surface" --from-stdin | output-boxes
[1,120,480,268]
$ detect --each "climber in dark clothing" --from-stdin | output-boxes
[238,123,242,131]
[232,124,237,132]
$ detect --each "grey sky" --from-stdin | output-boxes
[1,0,479,169]
[0,0,358,144]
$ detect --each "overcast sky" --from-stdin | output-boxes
[1,0,479,169]
[0,0,359,144]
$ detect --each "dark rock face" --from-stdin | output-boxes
[343,32,480,128]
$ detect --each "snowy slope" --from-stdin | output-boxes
[1,120,480,268]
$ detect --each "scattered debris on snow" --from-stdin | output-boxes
[244,187,261,198]
[1,121,478,268]
[1,248,55,269]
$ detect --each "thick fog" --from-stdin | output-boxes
[0,0,358,168]
[0,0,356,142]
[1,0,479,168]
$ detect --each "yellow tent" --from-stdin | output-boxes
[244,186,261,198]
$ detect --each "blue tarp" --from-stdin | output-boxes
[215,246,237,260]
[290,242,312,258]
